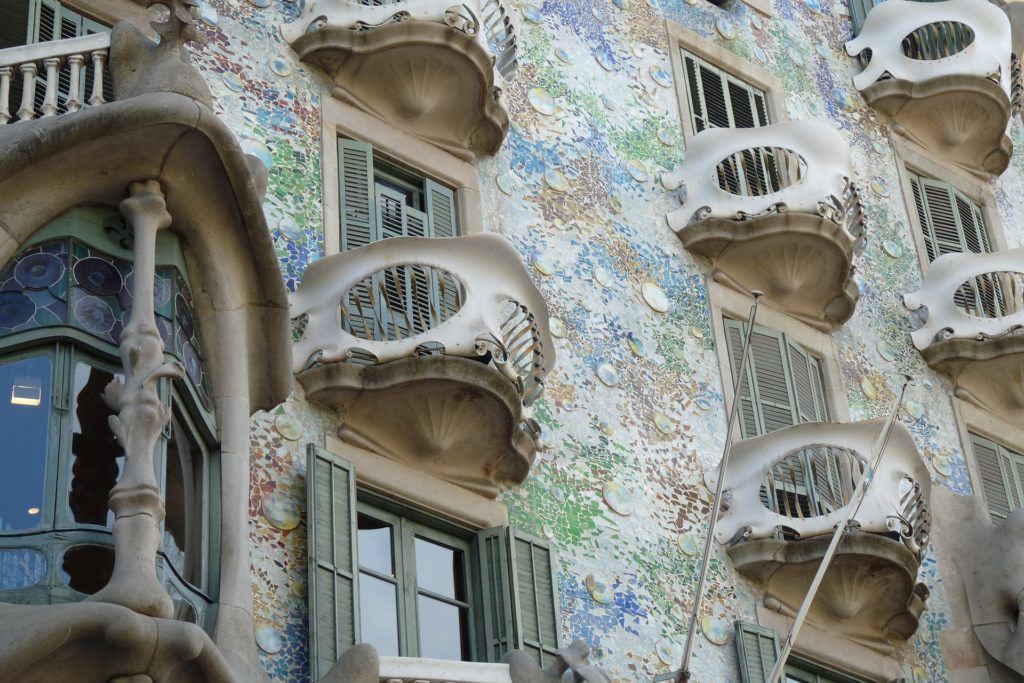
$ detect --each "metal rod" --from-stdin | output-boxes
[658,290,763,683]
[766,375,912,683]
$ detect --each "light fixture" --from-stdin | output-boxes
[11,384,42,407]
[26,507,39,515]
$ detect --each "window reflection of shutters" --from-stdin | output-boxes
[735,621,780,683]
[970,434,1024,523]
[338,139,377,340]
[478,527,561,668]
[307,445,359,681]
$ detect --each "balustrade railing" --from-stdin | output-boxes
[905,248,1024,348]
[0,33,111,126]
[290,234,553,411]
[715,420,931,560]
[377,657,512,683]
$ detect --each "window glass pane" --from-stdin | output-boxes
[359,573,400,656]
[59,544,115,595]
[69,362,124,527]
[163,413,203,586]
[0,548,47,589]
[417,595,469,660]
[357,514,394,576]
[0,354,52,531]
[415,536,465,601]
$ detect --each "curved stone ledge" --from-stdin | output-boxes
[290,21,509,159]
[731,534,928,648]
[299,355,535,497]
[683,212,860,328]
[861,75,1012,178]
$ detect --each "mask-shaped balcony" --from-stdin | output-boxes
[711,420,931,648]
[290,234,553,498]
[904,248,1024,422]
[664,120,866,330]
[280,0,518,159]
[846,0,1016,178]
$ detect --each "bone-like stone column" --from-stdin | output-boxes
[88,179,183,619]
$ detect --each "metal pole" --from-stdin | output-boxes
[766,375,912,683]
[656,291,763,683]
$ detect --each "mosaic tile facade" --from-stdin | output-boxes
[180,0,1024,680]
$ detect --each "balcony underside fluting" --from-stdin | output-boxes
[862,75,1012,178]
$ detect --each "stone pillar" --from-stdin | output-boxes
[87,179,184,619]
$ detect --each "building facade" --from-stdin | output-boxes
[0,0,1022,681]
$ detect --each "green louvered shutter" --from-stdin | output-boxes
[423,179,461,323]
[724,318,761,439]
[970,434,1024,523]
[0,1,31,49]
[307,445,359,680]
[478,528,561,668]
[478,527,513,662]
[736,622,780,683]
[338,139,378,339]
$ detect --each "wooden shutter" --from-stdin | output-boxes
[424,179,460,323]
[478,528,561,667]
[735,622,780,683]
[338,139,378,252]
[970,434,1024,523]
[0,0,32,50]
[307,445,360,680]
[848,0,879,36]
[724,318,761,439]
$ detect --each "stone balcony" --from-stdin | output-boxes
[281,0,518,159]
[290,234,553,498]
[904,248,1024,422]
[663,120,866,329]
[712,420,931,650]
[846,0,1016,177]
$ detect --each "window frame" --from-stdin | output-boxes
[708,282,850,446]
[953,398,1024,524]
[893,138,1008,276]
[355,497,476,659]
[667,22,788,148]
[321,96,482,257]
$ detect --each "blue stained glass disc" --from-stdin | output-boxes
[73,295,115,335]
[74,257,122,296]
[15,253,64,290]
[0,292,34,327]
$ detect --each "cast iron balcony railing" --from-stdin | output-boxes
[0,33,110,125]
[904,248,1024,420]
[281,0,518,158]
[290,234,553,497]
[712,420,932,647]
[846,0,1017,177]
[663,120,866,329]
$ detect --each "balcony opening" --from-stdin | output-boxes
[954,271,1024,320]
[759,446,865,521]
[714,147,805,198]
[901,21,975,61]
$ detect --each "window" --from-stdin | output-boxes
[723,320,851,524]
[736,622,870,683]
[307,446,560,679]
[969,434,1024,523]
[0,207,215,628]
[0,0,112,117]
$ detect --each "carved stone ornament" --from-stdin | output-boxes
[280,0,519,159]
[931,489,1024,678]
[846,0,1014,177]
[290,234,553,497]
[904,248,1024,423]
[320,641,612,682]
[662,120,866,329]
[711,420,932,648]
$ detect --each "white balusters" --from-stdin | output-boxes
[0,67,11,125]
[0,32,111,126]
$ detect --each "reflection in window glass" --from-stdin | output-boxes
[359,573,400,656]
[414,537,464,600]
[163,414,203,586]
[0,548,47,589]
[0,355,52,532]
[60,544,114,595]
[417,594,470,660]
[69,362,123,527]
[357,514,394,576]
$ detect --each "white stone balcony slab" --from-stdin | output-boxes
[281,0,518,158]
[0,33,111,126]
[712,420,932,647]
[663,120,866,328]
[904,248,1024,421]
[846,0,1015,176]
[378,657,512,683]
[290,234,553,497]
